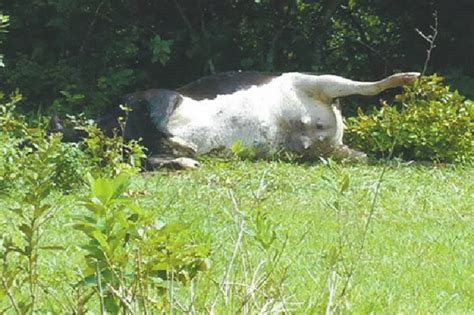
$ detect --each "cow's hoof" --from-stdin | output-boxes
[168,136,198,157]
[146,155,200,170]
[390,72,421,86]
[172,157,200,169]
[331,145,368,163]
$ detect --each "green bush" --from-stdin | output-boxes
[0,91,86,191]
[1,94,208,313]
[0,172,210,313]
[73,174,210,313]
[345,75,473,163]
[0,92,145,192]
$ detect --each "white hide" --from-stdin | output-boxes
[167,73,340,156]
[166,71,420,157]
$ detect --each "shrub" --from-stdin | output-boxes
[73,174,210,313]
[81,123,146,177]
[345,75,473,163]
[0,91,88,191]
[0,172,210,313]
[1,93,208,313]
[0,92,145,192]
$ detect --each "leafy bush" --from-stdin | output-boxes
[0,92,145,192]
[0,159,62,314]
[73,174,210,313]
[1,94,209,313]
[0,172,210,313]
[345,75,473,163]
[0,91,86,191]
[81,123,146,177]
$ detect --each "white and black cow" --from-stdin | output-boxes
[83,71,420,169]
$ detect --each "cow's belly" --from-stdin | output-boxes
[167,95,275,154]
[166,80,343,157]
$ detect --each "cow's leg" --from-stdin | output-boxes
[167,136,198,157]
[289,72,418,162]
[146,154,200,170]
[331,145,368,163]
[292,72,420,100]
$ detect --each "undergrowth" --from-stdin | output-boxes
[346,75,473,163]
[0,80,472,313]
[0,92,210,313]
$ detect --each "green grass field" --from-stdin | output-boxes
[1,160,473,313]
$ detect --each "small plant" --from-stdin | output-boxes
[0,92,147,192]
[150,35,173,65]
[230,140,258,160]
[345,75,473,163]
[0,91,90,191]
[0,165,62,314]
[81,123,146,177]
[73,174,210,313]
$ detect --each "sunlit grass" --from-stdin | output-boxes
[1,160,473,313]
[130,160,473,313]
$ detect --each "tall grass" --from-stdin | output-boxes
[1,159,472,313]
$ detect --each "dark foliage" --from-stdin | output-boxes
[0,0,473,115]
[346,75,473,163]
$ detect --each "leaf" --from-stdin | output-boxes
[35,183,53,203]
[104,295,120,314]
[348,0,357,10]
[19,223,33,240]
[339,174,350,194]
[83,199,106,215]
[92,230,110,253]
[8,206,25,218]
[150,35,173,65]
[231,140,243,154]
[74,274,98,287]
[80,244,105,259]
[34,204,50,218]
[72,223,97,236]
[77,215,97,225]
[39,245,65,251]
[111,173,130,199]
[160,223,186,235]
[90,178,114,204]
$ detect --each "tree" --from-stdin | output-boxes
[0,0,472,114]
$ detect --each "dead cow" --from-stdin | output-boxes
[81,71,421,169]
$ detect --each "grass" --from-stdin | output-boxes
[1,159,473,313]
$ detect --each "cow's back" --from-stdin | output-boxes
[177,71,278,100]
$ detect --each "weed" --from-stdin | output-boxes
[73,174,210,313]
[346,75,473,163]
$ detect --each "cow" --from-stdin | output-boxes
[55,71,420,169]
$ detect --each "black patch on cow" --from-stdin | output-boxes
[95,107,123,137]
[142,89,183,132]
[94,89,184,155]
[177,71,278,100]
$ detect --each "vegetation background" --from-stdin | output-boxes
[1,0,473,114]
[0,1,473,314]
